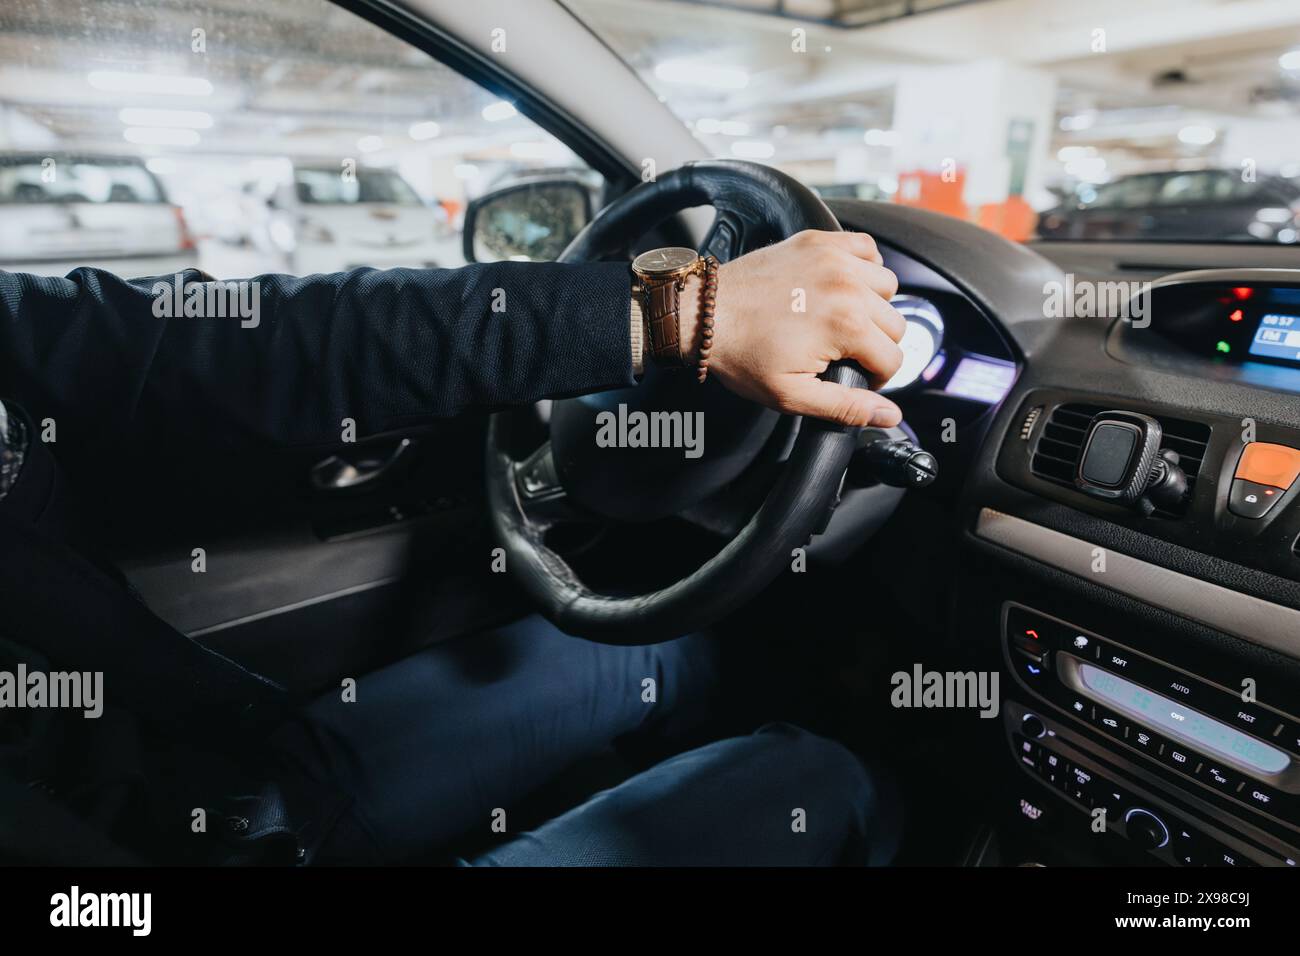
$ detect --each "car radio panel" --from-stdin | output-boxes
[1001,600,1300,864]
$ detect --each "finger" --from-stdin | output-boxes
[836,313,905,385]
[862,291,906,344]
[838,256,899,303]
[777,376,903,428]
[829,230,884,266]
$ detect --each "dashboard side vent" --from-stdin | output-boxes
[1030,402,1211,517]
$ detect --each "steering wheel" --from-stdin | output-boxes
[486,160,871,644]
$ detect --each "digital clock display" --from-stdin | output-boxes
[1249,313,1300,363]
[1079,663,1290,776]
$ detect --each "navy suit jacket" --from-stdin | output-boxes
[0,262,635,462]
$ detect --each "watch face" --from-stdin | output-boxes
[633,246,699,277]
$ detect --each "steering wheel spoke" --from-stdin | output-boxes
[707,208,764,264]
[512,441,581,527]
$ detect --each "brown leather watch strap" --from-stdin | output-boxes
[643,279,688,366]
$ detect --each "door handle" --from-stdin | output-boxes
[310,438,412,492]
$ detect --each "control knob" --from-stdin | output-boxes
[1124,808,1170,850]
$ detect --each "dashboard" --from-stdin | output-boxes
[1108,272,1300,395]
[829,198,1300,868]
[882,292,1017,404]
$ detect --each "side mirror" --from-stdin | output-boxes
[462,179,592,263]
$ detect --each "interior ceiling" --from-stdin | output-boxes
[569,0,1300,165]
[0,0,1298,172]
[648,0,988,28]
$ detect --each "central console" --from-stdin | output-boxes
[1001,601,1300,866]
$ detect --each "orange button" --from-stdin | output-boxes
[1235,442,1300,490]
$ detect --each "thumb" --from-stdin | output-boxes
[777,376,902,428]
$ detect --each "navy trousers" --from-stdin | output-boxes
[268,615,898,866]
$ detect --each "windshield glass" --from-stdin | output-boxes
[568,0,1300,245]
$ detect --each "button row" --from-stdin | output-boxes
[1013,731,1292,866]
[1086,635,1300,757]
[1044,680,1292,820]
[1006,605,1300,760]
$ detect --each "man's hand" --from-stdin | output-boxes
[680,230,906,428]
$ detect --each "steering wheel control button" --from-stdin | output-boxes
[1234,441,1300,490]
[1228,477,1284,518]
[852,432,939,489]
[904,451,938,486]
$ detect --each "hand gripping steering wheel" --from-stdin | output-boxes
[486,160,872,644]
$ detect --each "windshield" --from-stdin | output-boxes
[568,0,1300,245]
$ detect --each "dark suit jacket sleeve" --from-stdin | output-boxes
[0,262,635,457]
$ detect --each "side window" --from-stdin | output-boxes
[0,0,603,279]
[1086,176,1159,209]
[1155,173,1213,205]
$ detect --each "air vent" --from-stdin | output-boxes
[1030,402,1211,517]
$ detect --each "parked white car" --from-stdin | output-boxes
[0,153,198,278]
[246,163,459,274]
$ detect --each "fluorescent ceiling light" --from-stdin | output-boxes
[510,141,571,161]
[123,127,200,146]
[731,140,775,159]
[89,70,213,96]
[1057,146,1096,162]
[1064,157,1109,182]
[1177,125,1216,145]
[357,135,383,153]
[1280,49,1300,71]
[654,59,749,90]
[1059,112,1096,131]
[409,121,441,140]
[119,107,212,129]
[696,118,750,136]
[482,101,517,122]
[863,128,901,147]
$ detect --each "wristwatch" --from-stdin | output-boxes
[630,246,705,370]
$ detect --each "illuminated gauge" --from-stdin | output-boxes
[880,294,945,393]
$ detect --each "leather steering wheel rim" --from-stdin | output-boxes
[486,160,870,644]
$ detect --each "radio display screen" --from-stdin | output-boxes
[1080,663,1290,775]
[1249,313,1300,364]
